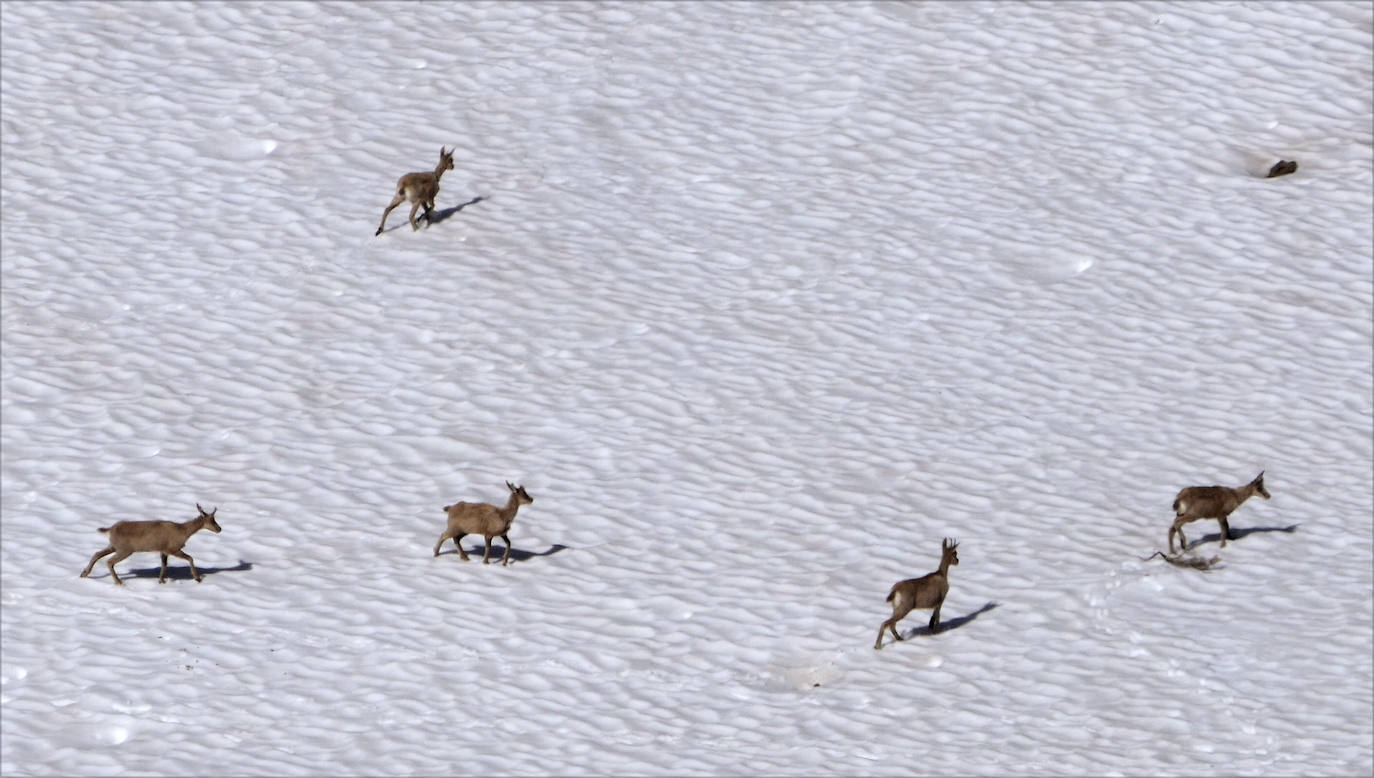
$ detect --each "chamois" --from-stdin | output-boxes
[1169,470,1270,553]
[80,504,222,586]
[375,146,455,234]
[875,537,959,650]
[434,482,533,567]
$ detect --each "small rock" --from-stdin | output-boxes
[1266,159,1298,178]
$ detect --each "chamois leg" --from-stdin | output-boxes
[876,614,904,649]
[433,531,451,557]
[481,535,495,564]
[929,602,943,633]
[81,546,115,578]
[884,603,910,646]
[106,550,134,586]
[1169,521,1186,553]
[882,593,912,647]
[1217,516,1231,546]
[888,616,905,644]
[454,533,470,561]
[170,550,200,582]
[407,200,423,231]
[159,553,169,583]
[376,192,405,236]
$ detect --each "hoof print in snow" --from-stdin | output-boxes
[1265,159,1298,178]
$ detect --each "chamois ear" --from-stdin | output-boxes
[506,480,516,492]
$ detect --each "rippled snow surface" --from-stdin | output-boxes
[2,1,1371,775]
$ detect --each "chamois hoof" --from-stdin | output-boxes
[374,227,383,236]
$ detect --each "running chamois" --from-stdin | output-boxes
[80,504,222,586]
[1169,470,1270,553]
[434,482,533,567]
[375,146,455,234]
[875,537,959,650]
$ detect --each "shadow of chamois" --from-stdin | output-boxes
[426,195,485,225]
[435,543,569,563]
[902,601,999,639]
[1187,523,1300,550]
[375,196,485,235]
[120,559,255,582]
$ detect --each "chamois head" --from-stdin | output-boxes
[506,481,533,506]
[438,146,455,173]
[195,503,222,533]
[942,537,959,567]
[1251,471,1270,500]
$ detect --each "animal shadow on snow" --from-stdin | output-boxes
[900,601,999,639]
[375,196,484,235]
[436,543,569,563]
[1186,523,1300,550]
[426,195,485,226]
[117,559,255,582]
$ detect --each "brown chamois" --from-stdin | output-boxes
[80,504,222,586]
[1169,470,1270,553]
[875,537,959,650]
[375,146,455,235]
[434,482,533,566]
